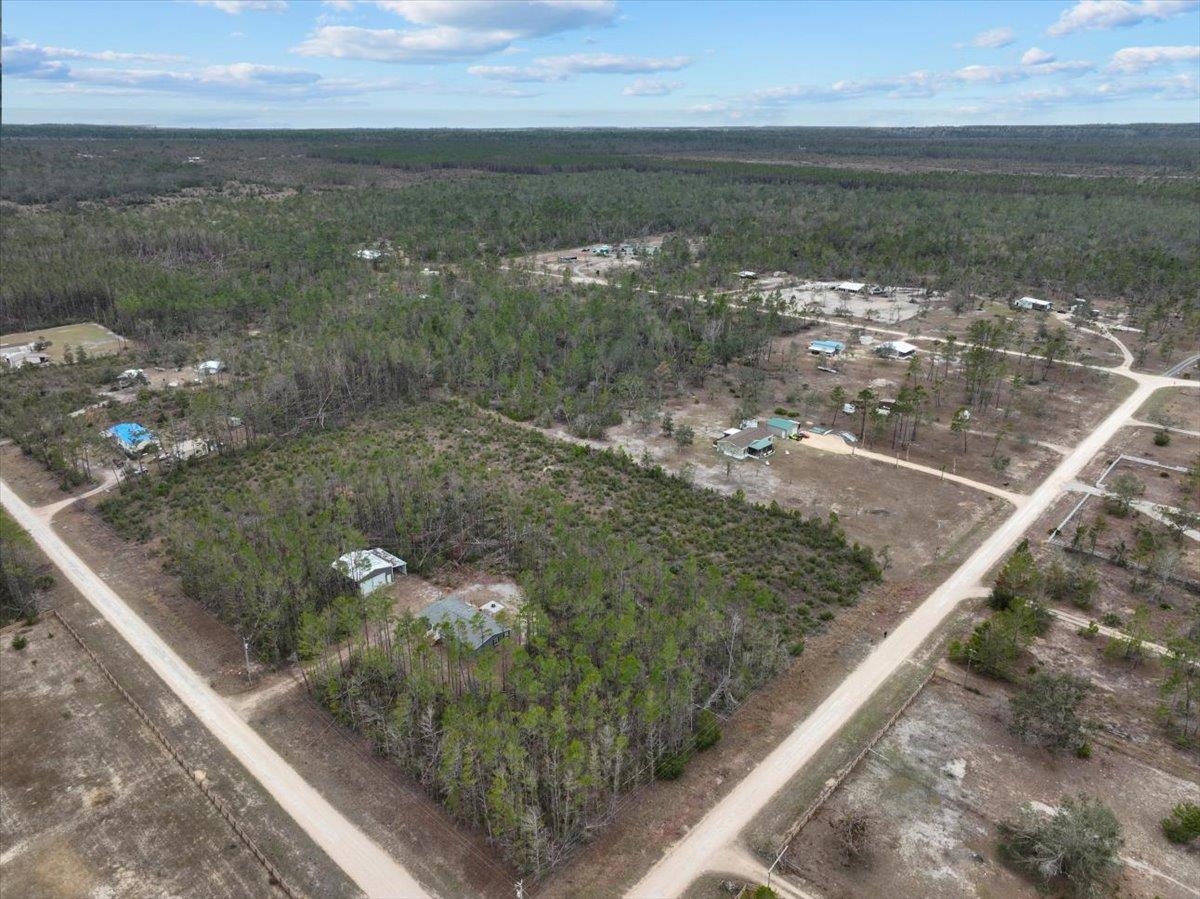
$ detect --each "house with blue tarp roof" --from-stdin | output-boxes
[106,422,157,457]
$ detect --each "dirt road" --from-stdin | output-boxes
[0,480,429,899]
[628,369,1197,898]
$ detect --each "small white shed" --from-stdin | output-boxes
[332,548,407,596]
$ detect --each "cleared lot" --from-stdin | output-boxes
[0,617,278,899]
[1,322,126,363]
[780,668,1199,899]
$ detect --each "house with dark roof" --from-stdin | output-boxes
[420,597,510,652]
[715,425,775,461]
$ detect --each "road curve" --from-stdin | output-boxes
[628,375,1191,898]
[0,480,428,899]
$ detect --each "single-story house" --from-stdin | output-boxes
[420,597,510,652]
[809,339,846,357]
[116,368,148,388]
[353,248,383,261]
[106,422,158,457]
[196,359,226,377]
[876,340,919,359]
[766,417,801,439]
[1,344,51,370]
[715,425,775,460]
[331,548,407,597]
[1012,296,1053,312]
[591,244,613,256]
[836,281,866,293]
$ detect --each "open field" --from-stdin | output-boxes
[1,322,126,364]
[0,615,280,899]
[778,665,1200,899]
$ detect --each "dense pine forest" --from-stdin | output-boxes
[96,403,878,871]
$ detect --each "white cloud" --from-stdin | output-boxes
[1021,46,1056,65]
[1046,0,1198,37]
[321,0,357,9]
[1107,44,1200,71]
[955,64,1025,83]
[295,25,515,63]
[470,52,691,82]
[193,0,287,13]
[374,1,616,35]
[622,78,682,96]
[970,26,1016,48]
[296,1,615,63]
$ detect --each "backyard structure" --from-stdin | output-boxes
[331,548,408,597]
[765,417,802,439]
[419,597,510,652]
[715,425,776,460]
[196,359,226,377]
[836,282,866,294]
[105,422,157,457]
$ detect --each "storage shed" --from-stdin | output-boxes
[420,597,510,652]
[836,281,866,293]
[766,417,801,439]
[332,548,407,597]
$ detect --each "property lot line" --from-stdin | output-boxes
[797,432,1026,505]
[1047,608,1171,658]
[0,479,429,899]
[628,375,1191,898]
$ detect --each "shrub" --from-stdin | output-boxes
[1154,428,1171,447]
[654,751,689,780]
[694,709,722,750]
[1161,802,1200,845]
[11,635,28,650]
[1001,794,1122,898]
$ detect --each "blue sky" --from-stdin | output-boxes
[2,0,1198,127]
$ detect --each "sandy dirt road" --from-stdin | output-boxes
[628,369,1197,898]
[0,480,429,899]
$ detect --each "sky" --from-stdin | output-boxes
[1,0,1198,128]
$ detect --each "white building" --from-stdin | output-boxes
[877,340,919,359]
[835,281,866,293]
[1012,296,1053,312]
[332,548,408,597]
[196,359,226,377]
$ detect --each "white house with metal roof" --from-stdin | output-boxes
[331,548,407,596]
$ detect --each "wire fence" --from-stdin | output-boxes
[766,666,934,883]
[49,609,306,899]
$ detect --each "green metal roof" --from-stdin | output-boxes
[748,437,774,450]
[767,417,798,430]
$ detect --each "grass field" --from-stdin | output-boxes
[1,322,127,363]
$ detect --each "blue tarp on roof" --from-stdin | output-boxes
[106,422,154,449]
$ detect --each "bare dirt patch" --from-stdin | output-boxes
[779,669,1199,899]
[0,617,280,899]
